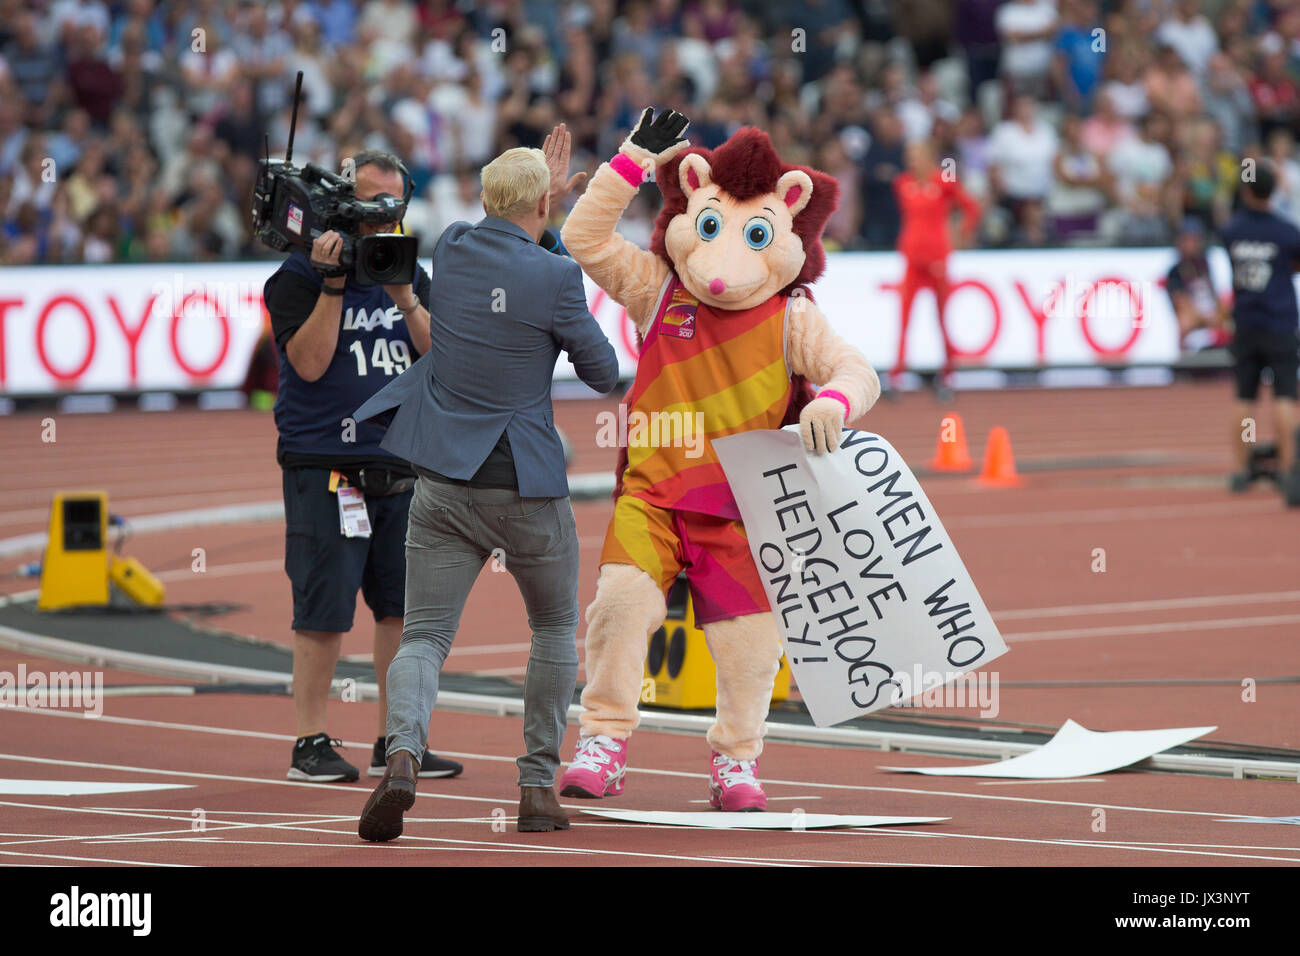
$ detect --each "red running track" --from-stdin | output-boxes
[3,380,1299,865]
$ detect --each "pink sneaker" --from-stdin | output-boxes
[559,734,628,798]
[708,751,767,811]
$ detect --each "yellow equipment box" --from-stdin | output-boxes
[38,491,110,610]
[109,556,165,607]
[644,574,790,709]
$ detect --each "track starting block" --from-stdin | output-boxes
[643,573,790,709]
[37,492,165,611]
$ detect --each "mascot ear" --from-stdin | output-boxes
[679,153,713,198]
[776,169,814,217]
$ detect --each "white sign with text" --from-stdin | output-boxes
[714,426,1008,727]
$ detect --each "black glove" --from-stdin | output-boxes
[629,107,690,155]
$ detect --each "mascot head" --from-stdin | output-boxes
[650,127,839,312]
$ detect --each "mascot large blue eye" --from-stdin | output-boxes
[743,217,773,250]
[696,209,722,241]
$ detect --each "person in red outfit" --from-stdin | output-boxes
[891,140,981,397]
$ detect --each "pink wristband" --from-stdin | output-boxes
[817,389,852,419]
[610,152,648,187]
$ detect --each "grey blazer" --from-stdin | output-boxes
[353,216,618,498]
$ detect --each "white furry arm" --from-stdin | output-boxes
[786,297,881,452]
[560,159,671,335]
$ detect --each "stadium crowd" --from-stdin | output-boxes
[3,0,1300,265]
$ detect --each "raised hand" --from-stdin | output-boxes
[629,107,690,156]
[621,107,691,172]
[543,122,588,205]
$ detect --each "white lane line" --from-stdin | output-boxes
[946,499,1279,529]
[155,560,283,583]
[86,807,363,816]
[0,711,1279,822]
[976,779,1105,786]
[841,828,1300,864]
[0,757,527,809]
[474,817,1298,864]
[1005,613,1300,643]
[992,590,1300,621]
[0,804,553,861]
[0,848,189,866]
[46,828,803,867]
[1058,840,1300,851]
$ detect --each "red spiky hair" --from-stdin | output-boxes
[649,127,839,295]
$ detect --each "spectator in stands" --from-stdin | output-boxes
[1203,50,1257,154]
[1080,87,1135,155]
[997,0,1058,99]
[8,136,56,217]
[6,0,1300,273]
[6,12,63,127]
[818,134,862,249]
[989,94,1058,245]
[1155,0,1219,78]
[953,106,992,202]
[1107,110,1174,245]
[955,0,1003,102]
[1101,44,1148,122]
[891,0,953,72]
[1145,42,1203,121]
[859,108,905,248]
[1049,113,1109,240]
[1176,117,1237,231]
[213,80,265,159]
[898,70,961,145]
[1248,35,1299,143]
[0,94,26,178]
[80,202,121,262]
[1052,0,1106,114]
[65,21,122,126]
[1268,128,1300,227]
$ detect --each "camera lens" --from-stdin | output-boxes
[355,234,415,285]
[365,239,397,279]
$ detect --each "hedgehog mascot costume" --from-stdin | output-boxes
[559,108,881,810]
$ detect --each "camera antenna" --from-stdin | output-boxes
[285,70,304,164]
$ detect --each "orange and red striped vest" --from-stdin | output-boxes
[619,275,794,519]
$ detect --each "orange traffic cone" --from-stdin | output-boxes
[929,413,973,472]
[978,426,1023,487]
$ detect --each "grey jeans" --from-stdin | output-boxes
[385,472,580,787]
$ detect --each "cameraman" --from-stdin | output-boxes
[264,149,461,782]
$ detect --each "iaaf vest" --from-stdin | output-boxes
[619,274,794,519]
[271,251,418,462]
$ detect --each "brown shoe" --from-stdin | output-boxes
[358,749,419,842]
[517,785,570,832]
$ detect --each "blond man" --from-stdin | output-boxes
[356,131,618,840]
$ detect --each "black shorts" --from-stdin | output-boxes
[1231,325,1300,401]
[282,467,412,632]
